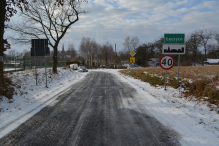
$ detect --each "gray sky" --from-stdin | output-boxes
[4,0,219,54]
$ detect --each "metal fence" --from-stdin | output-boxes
[3,56,67,73]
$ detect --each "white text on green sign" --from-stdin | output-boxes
[164,34,185,44]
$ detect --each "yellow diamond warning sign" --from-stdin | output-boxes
[130,57,135,63]
[130,51,136,57]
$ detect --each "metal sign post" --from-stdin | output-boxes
[34,41,37,85]
[159,55,175,91]
[177,55,180,86]
[44,39,48,88]
[165,70,167,90]
[115,44,116,69]
[130,51,136,77]
[130,57,135,76]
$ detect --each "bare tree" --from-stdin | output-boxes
[7,49,16,57]
[186,30,203,64]
[154,36,164,58]
[101,41,114,66]
[79,37,96,67]
[198,28,214,60]
[67,43,77,61]
[79,37,87,59]
[95,43,102,66]
[117,51,128,64]
[123,36,131,53]
[131,36,140,51]
[123,36,140,53]
[90,40,99,66]
[22,49,30,57]
[1,0,28,86]
[207,44,219,58]
[7,0,87,73]
[15,51,23,59]
[215,31,219,44]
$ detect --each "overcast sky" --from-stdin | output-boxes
[4,0,219,54]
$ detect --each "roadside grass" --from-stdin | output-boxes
[119,66,219,107]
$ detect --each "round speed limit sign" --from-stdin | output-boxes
[159,55,175,70]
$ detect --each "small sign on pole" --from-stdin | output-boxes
[130,57,135,63]
[130,51,136,57]
[159,55,175,70]
[159,55,175,90]
[130,51,136,76]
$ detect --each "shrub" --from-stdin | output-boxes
[203,86,219,105]
[0,77,15,100]
[188,80,209,97]
[167,77,178,89]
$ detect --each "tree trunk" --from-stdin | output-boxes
[204,44,207,61]
[53,45,58,73]
[91,53,92,67]
[193,46,197,64]
[0,0,6,86]
[105,52,108,66]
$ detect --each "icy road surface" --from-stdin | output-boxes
[0,72,181,146]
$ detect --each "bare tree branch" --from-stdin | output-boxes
[7,0,88,73]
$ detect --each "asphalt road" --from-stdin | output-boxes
[0,72,181,146]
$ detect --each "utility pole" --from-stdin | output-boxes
[115,44,116,69]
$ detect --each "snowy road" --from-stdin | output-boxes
[0,72,181,146]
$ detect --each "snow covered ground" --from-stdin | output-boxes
[0,68,87,138]
[0,68,219,145]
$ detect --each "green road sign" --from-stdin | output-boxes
[164,34,185,44]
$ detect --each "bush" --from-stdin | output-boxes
[203,86,219,105]
[0,77,15,100]
[167,77,178,89]
[120,70,165,87]
[188,80,208,97]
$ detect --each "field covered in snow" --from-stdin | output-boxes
[0,68,219,145]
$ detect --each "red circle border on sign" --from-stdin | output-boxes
[159,55,175,70]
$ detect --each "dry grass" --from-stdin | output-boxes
[135,66,219,81]
[120,66,219,107]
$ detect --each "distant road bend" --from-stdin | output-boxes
[0,72,181,146]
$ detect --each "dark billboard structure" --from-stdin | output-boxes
[31,39,50,56]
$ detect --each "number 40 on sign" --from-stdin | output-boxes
[159,55,175,70]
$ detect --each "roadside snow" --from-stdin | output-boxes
[0,68,87,138]
[0,69,219,146]
[92,69,219,146]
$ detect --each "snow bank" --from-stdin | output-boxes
[0,68,87,137]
